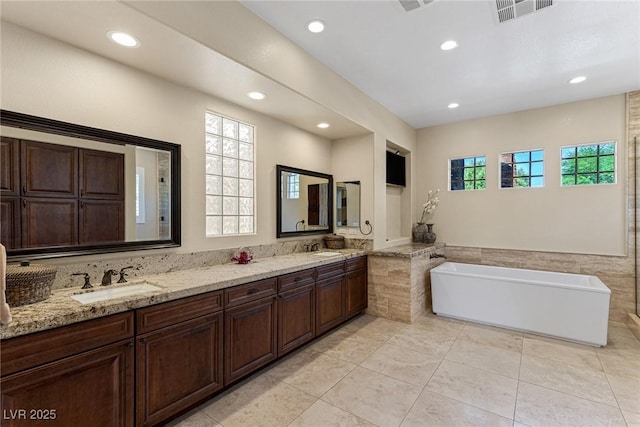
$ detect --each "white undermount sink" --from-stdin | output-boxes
[313,252,341,257]
[71,283,161,304]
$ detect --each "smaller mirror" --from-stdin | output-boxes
[336,181,361,227]
[276,165,333,238]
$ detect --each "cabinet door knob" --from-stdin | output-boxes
[22,184,26,195]
[140,337,147,344]
[22,199,27,208]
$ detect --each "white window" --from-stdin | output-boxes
[499,149,544,188]
[287,173,300,199]
[136,167,145,224]
[205,112,255,236]
[561,142,616,186]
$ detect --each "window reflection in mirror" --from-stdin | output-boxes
[276,165,333,238]
[336,181,360,227]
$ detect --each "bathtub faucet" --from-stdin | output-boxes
[430,253,447,259]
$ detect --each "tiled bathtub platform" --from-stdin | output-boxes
[367,243,446,323]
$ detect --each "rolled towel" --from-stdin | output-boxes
[1,244,12,324]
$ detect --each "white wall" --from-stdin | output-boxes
[416,95,627,256]
[332,133,375,236]
[127,1,418,249]
[1,22,333,255]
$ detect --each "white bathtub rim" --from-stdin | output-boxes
[433,312,605,347]
[431,262,610,295]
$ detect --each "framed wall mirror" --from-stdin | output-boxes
[276,164,333,238]
[336,181,361,227]
[0,110,181,261]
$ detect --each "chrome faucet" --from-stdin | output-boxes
[430,253,447,259]
[101,269,117,286]
[305,243,319,252]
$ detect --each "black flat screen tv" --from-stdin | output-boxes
[386,151,406,187]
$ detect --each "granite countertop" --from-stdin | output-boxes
[1,250,365,340]
[368,242,445,258]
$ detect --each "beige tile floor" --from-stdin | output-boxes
[167,313,640,427]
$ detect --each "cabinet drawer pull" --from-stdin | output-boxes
[247,288,259,295]
[294,277,301,282]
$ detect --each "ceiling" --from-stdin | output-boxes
[242,0,640,128]
[0,1,370,140]
[1,1,639,133]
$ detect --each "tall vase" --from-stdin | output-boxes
[425,223,436,244]
[413,222,428,243]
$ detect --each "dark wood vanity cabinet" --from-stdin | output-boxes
[277,269,316,356]
[0,255,368,426]
[0,137,125,249]
[21,197,78,248]
[0,312,135,427]
[1,137,20,196]
[224,279,278,385]
[135,292,224,427]
[0,197,20,249]
[345,256,368,319]
[316,261,347,335]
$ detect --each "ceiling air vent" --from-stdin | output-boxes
[399,0,435,12]
[495,0,553,23]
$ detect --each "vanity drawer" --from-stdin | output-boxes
[1,311,133,376]
[136,291,223,334]
[346,256,367,272]
[278,269,315,292]
[315,261,345,282]
[224,278,277,308]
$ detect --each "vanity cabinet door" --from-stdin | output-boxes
[316,275,346,335]
[79,199,125,244]
[224,296,277,385]
[79,149,124,200]
[136,313,223,427]
[345,256,368,319]
[21,198,77,248]
[21,140,78,198]
[1,339,134,427]
[1,137,19,196]
[1,197,20,249]
[278,283,315,356]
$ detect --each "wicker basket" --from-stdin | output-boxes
[324,234,345,249]
[5,263,57,307]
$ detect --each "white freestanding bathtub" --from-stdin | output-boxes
[430,262,611,346]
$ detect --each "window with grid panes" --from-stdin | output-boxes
[450,156,486,191]
[561,142,615,186]
[499,149,544,188]
[205,112,255,236]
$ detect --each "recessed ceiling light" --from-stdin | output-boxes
[569,76,587,84]
[307,19,326,33]
[107,31,140,48]
[247,91,265,100]
[317,122,330,129]
[448,103,459,109]
[440,40,458,51]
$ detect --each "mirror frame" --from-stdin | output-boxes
[1,109,181,261]
[276,164,333,238]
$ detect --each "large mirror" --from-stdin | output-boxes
[336,181,361,227]
[276,165,333,238]
[0,110,181,261]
